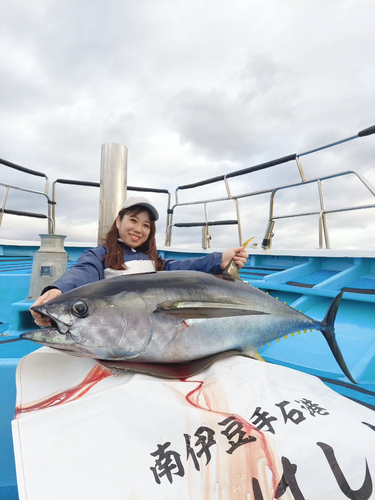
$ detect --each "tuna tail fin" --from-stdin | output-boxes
[320,292,356,384]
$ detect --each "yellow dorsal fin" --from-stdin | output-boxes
[241,237,255,248]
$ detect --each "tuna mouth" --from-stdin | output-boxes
[20,329,79,353]
[31,305,71,335]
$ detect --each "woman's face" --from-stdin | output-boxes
[116,210,151,249]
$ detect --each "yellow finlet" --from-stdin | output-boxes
[253,351,266,362]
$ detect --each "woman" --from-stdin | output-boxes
[31,196,248,327]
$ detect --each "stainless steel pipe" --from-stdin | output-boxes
[98,143,128,243]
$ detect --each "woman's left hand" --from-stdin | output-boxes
[220,246,249,270]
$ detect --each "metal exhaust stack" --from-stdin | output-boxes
[98,143,128,243]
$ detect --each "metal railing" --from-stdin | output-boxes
[1,124,374,248]
[262,170,375,249]
[51,178,171,236]
[0,159,171,238]
[0,158,53,233]
[165,153,298,248]
[165,125,375,249]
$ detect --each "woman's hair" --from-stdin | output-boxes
[102,206,165,271]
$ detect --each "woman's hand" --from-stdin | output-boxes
[30,288,63,327]
[220,246,249,271]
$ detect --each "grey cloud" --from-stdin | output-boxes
[167,75,299,163]
[1,0,374,247]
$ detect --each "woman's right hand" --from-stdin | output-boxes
[30,288,63,327]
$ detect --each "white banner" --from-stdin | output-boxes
[12,348,375,500]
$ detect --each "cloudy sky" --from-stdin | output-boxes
[1,0,374,251]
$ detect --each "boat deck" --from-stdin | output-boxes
[1,248,375,499]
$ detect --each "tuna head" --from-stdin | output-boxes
[23,289,152,360]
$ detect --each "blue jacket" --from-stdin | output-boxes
[49,244,223,294]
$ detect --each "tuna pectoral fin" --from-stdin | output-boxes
[320,292,356,384]
[154,302,268,319]
[97,350,244,380]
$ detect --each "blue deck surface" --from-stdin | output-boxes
[346,276,375,290]
[1,246,375,497]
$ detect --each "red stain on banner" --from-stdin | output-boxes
[15,364,113,418]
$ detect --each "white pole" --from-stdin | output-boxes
[98,143,128,243]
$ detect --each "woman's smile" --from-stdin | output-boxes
[130,233,141,242]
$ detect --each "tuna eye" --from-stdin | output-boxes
[72,301,89,317]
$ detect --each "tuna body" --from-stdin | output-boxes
[25,271,321,362]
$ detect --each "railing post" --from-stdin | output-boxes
[233,198,242,246]
[318,213,324,249]
[295,156,307,182]
[0,186,10,228]
[47,200,53,234]
[223,175,232,197]
[203,202,211,249]
[262,189,276,249]
[164,193,172,246]
[51,181,57,234]
[317,180,330,249]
